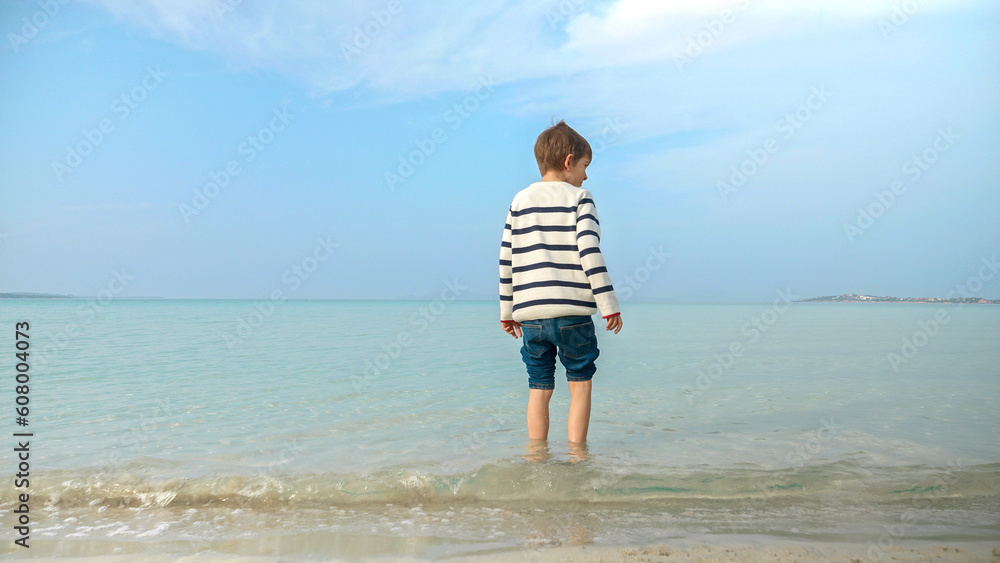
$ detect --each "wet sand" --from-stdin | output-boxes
[454,541,1000,563]
[8,539,1000,562]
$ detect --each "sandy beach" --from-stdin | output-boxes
[8,540,1000,562]
[452,541,1000,563]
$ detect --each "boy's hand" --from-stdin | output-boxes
[501,320,522,339]
[605,315,623,334]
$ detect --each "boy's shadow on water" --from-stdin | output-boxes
[515,441,602,551]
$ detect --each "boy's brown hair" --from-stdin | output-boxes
[534,120,592,175]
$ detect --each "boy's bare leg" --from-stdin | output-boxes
[567,439,590,462]
[520,439,552,462]
[567,380,592,444]
[527,388,553,441]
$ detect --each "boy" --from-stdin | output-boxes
[499,120,623,445]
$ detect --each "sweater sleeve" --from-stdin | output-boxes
[576,193,620,318]
[499,208,514,321]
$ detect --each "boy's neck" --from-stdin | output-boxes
[539,171,568,183]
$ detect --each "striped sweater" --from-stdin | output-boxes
[499,181,620,322]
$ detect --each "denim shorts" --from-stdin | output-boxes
[519,315,600,390]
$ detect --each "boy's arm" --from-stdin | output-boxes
[499,208,515,322]
[576,194,621,320]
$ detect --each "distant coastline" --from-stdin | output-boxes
[0,292,74,299]
[0,293,163,299]
[2,292,996,304]
[797,293,999,304]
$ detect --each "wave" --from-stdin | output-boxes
[4,459,998,510]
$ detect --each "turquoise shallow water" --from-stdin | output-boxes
[0,299,997,558]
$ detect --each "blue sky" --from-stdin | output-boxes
[1,0,998,302]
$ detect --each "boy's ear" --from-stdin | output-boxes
[563,153,575,170]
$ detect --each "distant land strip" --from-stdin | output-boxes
[0,293,162,299]
[798,294,999,304]
[1,292,996,303]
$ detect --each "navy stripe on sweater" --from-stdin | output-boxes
[512,297,597,312]
[511,225,576,235]
[513,279,592,292]
[513,243,578,254]
[509,206,576,217]
[512,261,583,273]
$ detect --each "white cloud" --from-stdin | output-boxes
[82,0,568,97]
[79,0,995,200]
[80,0,979,98]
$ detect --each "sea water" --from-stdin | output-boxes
[0,299,997,559]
